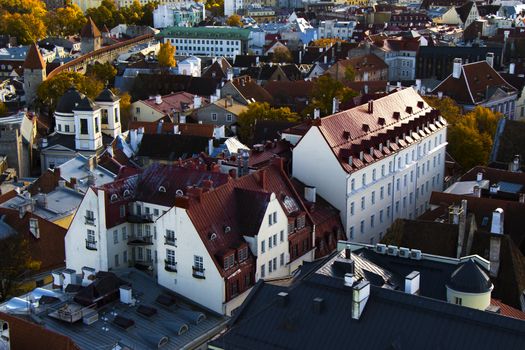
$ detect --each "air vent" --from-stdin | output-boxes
[417,101,424,108]
[378,117,386,125]
[375,243,387,254]
[224,226,231,233]
[410,249,422,260]
[398,247,410,258]
[387,245,398,256]
[406,106,413,114]
[209,232,217,240]
[362,124,369,132]
[393,111,401,119]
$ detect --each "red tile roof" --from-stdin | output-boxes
[138,92,198,116]
[232,76,273,103]
[491,299,525,320]
[433,61,517,105]
[0,312,80,350]
[309,88,445,173]
[22,43,46,70]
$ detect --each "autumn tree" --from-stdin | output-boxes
[305,74,357,117]
[237,102,299,143]
[310,38,342,47]
[272,46,292,63]
[226,14,242,27]
[0,0,47,44]
[113,88,132,130]
[46,4,86,37]
[86,0,120,28]
[138,1,158,26]
[0,101,7,116]
[157,42,176,68]
[205,0,224,17]
[86,62,117,85]
[37,71,104,111]
[0,234,41,301]
[425,97,502,169]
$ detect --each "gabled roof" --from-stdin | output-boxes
[438,61,516,105]
[137,133,210,160]
[81,17,101,38]
[456,1,475,23]
[231,76,273,103]
[22,43,46,70]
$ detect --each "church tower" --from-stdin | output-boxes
[23,43,46,106]
[80,17,102,55]
[95,87,122,138]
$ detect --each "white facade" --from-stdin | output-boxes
[177,56,201,77]
[385,50,417,81]
[318,20,356,41]
[74,108,103,152]
[163,36,243,58]
[225,0,243,16]
[292,90,448,245]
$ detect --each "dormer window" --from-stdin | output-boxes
[158,186,166,193]
[110,194,118,202]
[123,190,131,198]
[238,246,248,262]
[224,225,231,233]
[209,232,217,240]
[224,254,235,270]
[297,214,306,229]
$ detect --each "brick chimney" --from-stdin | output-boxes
[258,169,267,191]
[186,186,203,202]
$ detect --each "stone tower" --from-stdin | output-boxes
[81,17,102,55]
[23,43,46,106]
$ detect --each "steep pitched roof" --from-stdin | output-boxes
[433,61,516,105]
[22,43,46,70]
[81,17,101,38]
[231,76,273,103]
[137,133,210,160]
[456,1,475,23]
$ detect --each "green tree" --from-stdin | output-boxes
[305,75,357,117]
[237,102,299,143]
[46,4,86,37]
[157,42,176,68]
[37,71,104,111]
[0,234,41,301]
[139,1,158,26]
[344,65,356,82]
[424,96,462,124]
[121,0,144,25]
[86,62,117,85]
[272,46,292,63]
[226,14,242,27]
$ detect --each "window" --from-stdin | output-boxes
[360,220,365,234]
[154,208,159,216]
[261,240,266,253]
[193,255,205,277]
[261,264,265,278]
[280,230,284,242]
[387,205,391,218]
[120,205,126,218]
[165,229,176,246]
[362,174,366,186]
[87,229,95,242]
[372,169,376,181]
[273,257,277,271]
[85,210,95,225]
[395,201,400,213]
[396,178,400,191]
[145,225,151,237]
[273,234,277,247]
[80,119,88,135]
[123,251,127,263]
[351,179,355,191]
[404,174,407,187]
[113,230,118,244]
[102,109,108,124]
[211,113,217,121]
[403,196,407,208]
[280,253,285,266]
[137,247,144,260]
[380,210,384,223]
[238,247,248,262]
[380,186,384,200]
[65,125,70,133]
[115,254,119,267]
[226,114,233,122]
[224,254,235,270]
[370,215,375,227]
[269,236,273,249]
[381,165,385,176]
[371,191,375,205]
[387,183,392,196]
[350,202,355,216]
[454,297,462,305]
[361,196,365,210]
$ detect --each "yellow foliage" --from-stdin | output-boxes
[158,42,177,68]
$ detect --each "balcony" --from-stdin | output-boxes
[127,213,154,224]
[192,266,205,279]
[134,259,154,271]
[85,239,97,251]
[164,260,177,272]
[85,216,96,226]
[164,236,177,246]
[127,235,153,246]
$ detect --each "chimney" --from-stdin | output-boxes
[476,172,483,182]
[456,199,467,258]
[509,155,520,172]
[504,30,510,41]
[313,108,320,119]
[226,94,233,107]
[88,156,97,171]
[324,55,328,64]
[312,297,324,314]
[120,285,133,304]
[193,95,202,109]
[363,71,369,81]
[437,91,443,99]
[351,280,370,320]
[58,179,66,188]
[155,95,162,105]
[304,186,316,203]
[226,68,233,81]
[179,115,186,124]
[490,208,504,235]
[62,269,76,290]
[486,52,495,68]
[415,79,421,92]
[186,186,203,202]
[344,272,355,287]
[332,97,339,114]
[473,185,481,197]
[277,292,289,307]
[259,169,268,190]
[404,271,420,295]
[519,193,525,203]
[87,173,96,186]
[509,63,516,75]
[452,58,462,79]
[367,100,374,114]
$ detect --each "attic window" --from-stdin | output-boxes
[378,117,386,125]
[362,124,370,132]
[209,232,217,240]
[405,106,413,114]
[158,186,166,193]
[224,225,231,233]
[110,194,118,202]
[224,254,235,270]
[238,247,248,262]
[123,190,131,198]
[393,111,401,119]
[417,101,424,108]
[175,189,184,196]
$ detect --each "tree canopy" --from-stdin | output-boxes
[0,101,7,116]
[205,0,224,17]
[237,102,299,143]
[86,62,118,85]
[86,0,156,29]
[305,75,357,117]
[425,97,502,170]
[310,38,343,47]
[157,42,176,68]
[272,46,293,63]
[226,14,242,27]
[0,234,40,301]
[37,71,104,111]
[46,4,86,37]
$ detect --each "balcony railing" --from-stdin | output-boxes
[192,266,205,279]
[127,235,153,245]
[127,213,154,223]
[164,236,177,246]
[85,216,96,226]
[164,260,177,272]
[134,258,154,271]
[85,239,97,250]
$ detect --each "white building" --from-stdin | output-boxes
[177,56,201,76]
[159,26,250,58]
[318,20,357,41]
[225,0,243,16]
[65,159,316,315]
[292,88,448,244]
[152,3,205,29]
